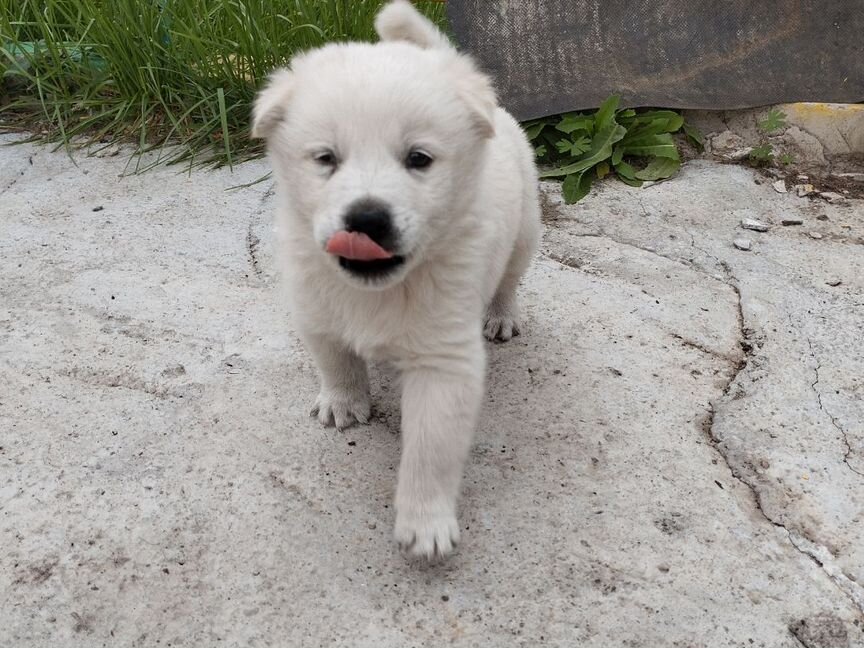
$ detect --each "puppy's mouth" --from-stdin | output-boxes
[338,255,406,279]
[325,230,406,281]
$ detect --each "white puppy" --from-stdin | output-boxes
[252,0,541,558]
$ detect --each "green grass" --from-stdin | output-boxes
[0,0,447,170]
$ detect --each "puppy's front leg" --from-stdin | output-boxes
[394,349,484,559]
[305,333,371,430]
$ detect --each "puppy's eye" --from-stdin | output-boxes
[406,150,433,171]
[313,150,338,168]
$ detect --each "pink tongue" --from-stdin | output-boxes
[326,231,393,261]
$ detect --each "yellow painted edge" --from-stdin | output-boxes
[779,102,864,118]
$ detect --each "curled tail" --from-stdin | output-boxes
[375,0,453,50]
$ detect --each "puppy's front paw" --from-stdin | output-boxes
[394,502,460,560]
[483,308,520,342]
[310,388,370,430]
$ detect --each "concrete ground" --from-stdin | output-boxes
[1,136,862,647]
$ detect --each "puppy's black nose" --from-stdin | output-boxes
[344,200,396,249]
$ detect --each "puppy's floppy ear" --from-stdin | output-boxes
[452,57,497,139]
[251,68,294,139]
[375,0,453,50]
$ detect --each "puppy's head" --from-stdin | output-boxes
[252,1,496,289]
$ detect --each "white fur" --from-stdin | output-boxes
[253,1,541,559]
[374,0,454,51]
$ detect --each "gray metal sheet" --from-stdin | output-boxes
[447,0,864,120]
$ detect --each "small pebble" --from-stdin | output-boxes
[809,232,823,240]
[826,278,842,287]
[733,238,752,251]
[772,180,788,193]
[728,148,754,161]
[833,172,864,182]
[794,184,815,197]
[796,174,809,182]
[816,214,829,221]
[781,218,804,226]
[160,364,186,377]
[741,218,770,232]
[820,191,845,204]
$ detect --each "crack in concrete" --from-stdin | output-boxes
[246,184,274,280]
[1,152,36,196]
[786,531,864,614]
[687,229,735,280]
[697,277,864,617]
[702,305,864,616]
[544,250,583,270]
[550,230,700,272]
[806,337,864,479]
[836,128,855,154]
[61,366,198,400]
[565,225,864,617]
[545,232,740,365]
[246,227,262,278]
[540,187,708,274]
[788,633,808,648]
[669,332,739,364]
[0,162,26,196]
[539,183,864,624]
[1,175,20,196]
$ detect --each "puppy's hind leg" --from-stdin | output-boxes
[305,332,371,431]
[484,218,540,342]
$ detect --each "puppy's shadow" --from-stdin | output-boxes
[356,291,602,554]
[457,259,641,559]
[367,362,403,433]
[467,309,599,506]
